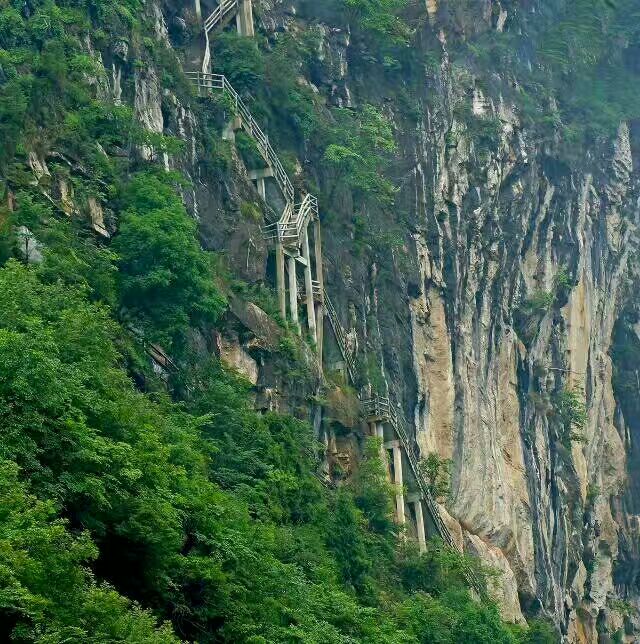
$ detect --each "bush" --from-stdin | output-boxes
[235,130,264,170]
[553,388,588,446]
[524,290,554,316]
[515,289,554,343]
[0,459,179,642]
[240,200,262,222]
[323,105,398,206]
[112,171,226,350]
[212,32,264,93]
[332,0,411,55]
[419,452,452,501]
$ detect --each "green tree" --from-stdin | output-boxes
[419,453,452,501]
[112,171,226,350]
[327,489,372,591]
[0,459,179,642]
[349,438,396,536]
[554,388,588,445]
[324,105,398,205]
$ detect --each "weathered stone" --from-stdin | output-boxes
[228,294,283,350]
[217,333,259,384]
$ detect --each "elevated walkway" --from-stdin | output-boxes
[189,11,481,589]
[363,395,483,593]
[187,71,294,210]
[203,0,238,34]
[188,70,324,350]
[324,294,357,383]
[321,298,478,583]
[264,193,319,249]
[362,396,455,548]
[200,0,253,72]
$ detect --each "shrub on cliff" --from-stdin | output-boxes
[112,171,226,350]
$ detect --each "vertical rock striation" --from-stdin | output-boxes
[133,0,640,639]
[238,1,640,639]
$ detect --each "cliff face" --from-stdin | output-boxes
[100,0,640,639]
[203,1,639,640]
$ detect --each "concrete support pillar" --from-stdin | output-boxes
[276,243,286,320]
[236,0,255,37]
[287,255,300,333]
[222,117,241,142]
[302,226,317,344]
[194,0,202,22]
[413,499,427,553]
[392,444,405,525]
[376,423,387,473]
[256,177,266,200]
[313,219,325,368]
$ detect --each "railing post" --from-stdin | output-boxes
[313,217,325,367]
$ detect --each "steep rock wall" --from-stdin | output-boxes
[233,1,640,640]
[119,0,640,639]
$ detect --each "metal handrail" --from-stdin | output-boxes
[187,72,322,252]
[190,22,482,591]
[262,194,318,245]
[277,194,318,244]
[204,0,238,34]
[363,396,451,539]
[263,202,294,237]
[325,294,357,383]
[187,71,295,206]
[362,394,483,592]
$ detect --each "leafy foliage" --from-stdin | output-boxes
[323,105,397,205]
[515,268,574,343]
[112,171,226,350]
[454,0,640,151]
[0,258,539,642]
[0,459,178,642]
[211,33,264,93]
[553,388,588,446]
[323,0,411,65]
[419,452,452,501]
[0,0,571,639]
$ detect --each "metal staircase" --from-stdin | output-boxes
[188,72,323,254]
[362,396,454,548]
[187,71,295,208]
[204,0,238,34]
[362,395,483,592]
[263,194,318,247]
[189,25,482,589]
[201,1,239,73]
[324,294,357,383]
